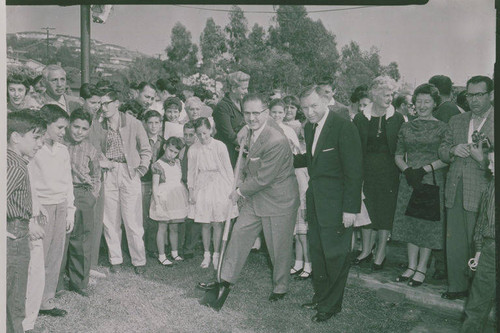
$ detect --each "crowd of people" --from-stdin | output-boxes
[6,63,495,333]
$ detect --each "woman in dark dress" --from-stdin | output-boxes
[392,83,448,286]
[353,76,405,270]
[212,71,250,167]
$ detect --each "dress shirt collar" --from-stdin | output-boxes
[315,109,329,130]
[362,102,395,121]
[328,97,336,106]
[251,121,267,144]
[471,106,493,120]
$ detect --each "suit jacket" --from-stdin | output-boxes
[239,121,299,217]
[438,110,494,212]
[89,112,152,178]
[433,101,461,123]
[42,92,83,114]
[213,93,246,166]
[352,104,405,156]
[295,111,363,228]
[328,103,350,121]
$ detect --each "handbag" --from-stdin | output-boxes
[405,165,440,221]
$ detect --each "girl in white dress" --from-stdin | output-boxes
[188,117,238,269]
[270,99,312,279]
[150,137,188,266]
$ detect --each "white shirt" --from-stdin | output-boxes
[312,110,329,155]
[250,122,267,147]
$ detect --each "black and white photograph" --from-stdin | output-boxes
[3,1,496,332]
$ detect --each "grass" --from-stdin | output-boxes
[34,248,463,333]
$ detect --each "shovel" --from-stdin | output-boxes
[199,141,246,309]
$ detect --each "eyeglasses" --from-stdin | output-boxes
[465,92,489,99]
[243,108,268,117]
[101,99,116,107]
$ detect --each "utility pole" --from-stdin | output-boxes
[41,27,55,63]
[81,5,91,84]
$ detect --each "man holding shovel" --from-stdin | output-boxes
[199,93,299,311]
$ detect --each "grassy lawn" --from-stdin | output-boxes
[35,250,462,333]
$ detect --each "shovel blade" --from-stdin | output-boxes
[199,283,230,312]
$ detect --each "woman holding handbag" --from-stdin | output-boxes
[392,83,448,286]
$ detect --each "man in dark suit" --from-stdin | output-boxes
[316,76,350,120]
[201,93,299,311]
[294,85,363,323]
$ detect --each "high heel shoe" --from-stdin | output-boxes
[408,270,426,287]
[372,258,386,271]
[395,268,415,282]
[352,253,373,265]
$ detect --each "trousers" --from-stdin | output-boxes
[40,202,67,310]
[22,238,45,331]
[57,187,96,291]
[6,220,30,333]
[102,163,146,266]
[461,239,496,333]
[221,206,296,294]
[446,180,478,292]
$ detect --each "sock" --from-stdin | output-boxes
[159,254,166,261]
[293,260,304,270]
[171,250,178,258]
[303,262,312,273]
[204,251,211,258]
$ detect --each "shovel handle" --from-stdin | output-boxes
[217,135,247,281]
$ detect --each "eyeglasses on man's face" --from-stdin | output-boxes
[243,108,268,118]
[465,91,490,99]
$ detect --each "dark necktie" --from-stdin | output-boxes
[312,123,318,137]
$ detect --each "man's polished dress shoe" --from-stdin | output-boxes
[134,265,146,275]
[197,281,218,291]
[109,264,122,274]
[39,308,68,317]
[201,281,231,312]
[69,285,90,297]
[311,311,335,323]
[301,302,319,310]
[352,252,373,265]
[441,290,468,300]
[268,292,286,302]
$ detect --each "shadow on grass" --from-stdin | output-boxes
[35,250,462,333]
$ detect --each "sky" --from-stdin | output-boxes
[5,1,496,86]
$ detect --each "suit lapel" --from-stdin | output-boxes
[249,125,270,158]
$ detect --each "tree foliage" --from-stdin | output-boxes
[166,22,199,75]
[200,18,227,65]
[335,41,401,104]
[225,6,248,63]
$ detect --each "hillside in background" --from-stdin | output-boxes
[7,31,150,84]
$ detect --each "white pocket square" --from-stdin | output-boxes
[249,157,261,161]
[322,148,335,152]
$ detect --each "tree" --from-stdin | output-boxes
[166,22,199,76]
[123,57,170,83]
[225,6,248,63]
[270,5,340,86]
[247,23,267,56]
[200,18,227,66]
[381,61,401,81]
[335,41,401,104]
